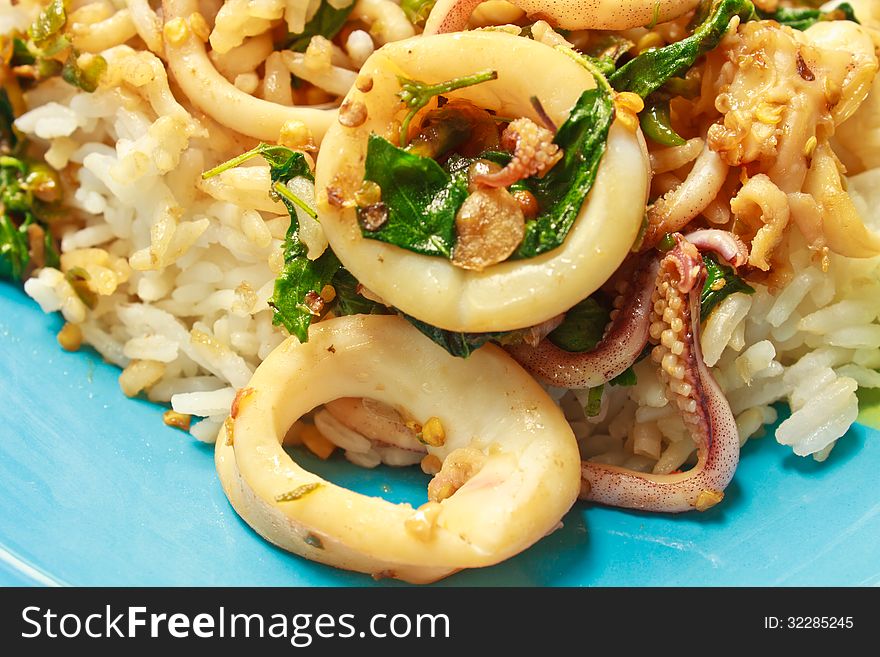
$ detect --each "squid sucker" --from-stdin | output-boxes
[580,236,740,512]
[511,232,742,512]
[473,117,562,188]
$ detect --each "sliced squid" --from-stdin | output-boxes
[162,0,336,143]
[424,0,702,33]
[215,315,581,584]
[315,31,650,332]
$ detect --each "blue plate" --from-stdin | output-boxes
[1,282,879,586]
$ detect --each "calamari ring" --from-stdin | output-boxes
[315,31,649,332]
[162,0,336,143]
[215,314,580,584]
[424,0,702,34]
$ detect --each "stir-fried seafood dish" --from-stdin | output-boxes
[2,0,880,582]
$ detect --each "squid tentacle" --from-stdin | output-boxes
[505,252,659,389]
[473,118,561,188]
[580,236,740,512]
[684,229,749,268]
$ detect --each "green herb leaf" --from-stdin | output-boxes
[609,0,756,99]
[323,267,507,357]
[323,265,515,357]
[544,293,640,385]
[700,253,754,318]
[359,133,468,258]
[585,385,604,417]
[201,142,312,180]
[0,106,62,281]
[640,99,686,147]
[14,0,108,94]
[515,87,615,258]
[286,1,356,52]
[61,51,106,93]
[401,0,437,27]
[65,266,97,308]
[562,36,632,78]
[757,2,858,31]
[27,0,67,48]
[269,157,341,342]
[396,69,497,146]
[24,0,70,63]
[583,34,635,75]
[203,144,335,342]
[329,267,388,317]
[548,296,610,353]
[271,249,340,343]
[0,156,29,211]
[275,482,322,502]
[11,37,36,66]
[0,89,18,153]
[582,55,617,77]
[0,212,30,280]
[42,220,60,269]
[402,313,513,358]
[358,80,614,262]
[0,206,57,280]
[1,161,58,281]
[609,367,638,387]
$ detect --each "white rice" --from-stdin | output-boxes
[568,230,880,469]
[6,0,878,472]
[11,50,288,443]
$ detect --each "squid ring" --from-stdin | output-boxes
[315,31,649,332]
[424,0,703,34]
[215,314,581,583]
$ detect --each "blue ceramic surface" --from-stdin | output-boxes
[1,282,878,586]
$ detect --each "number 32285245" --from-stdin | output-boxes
[764,617,854,629]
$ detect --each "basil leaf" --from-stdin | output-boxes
[402,313,512,358]
[329,267,388,316]
[201,142,313,182]
[203,143,337,342]
[757,3,858,31]
[401,0,437,27]
[27,0,67,47]
[61,51,107,93]
[640,99,686,147]
[323,267,508,357]
[584,385,604,417]
[548,296,610,353]
[13,0,107,93]
[358,81,613,261]
[515,87,614,258]
[582,34,634,75]
[545,293,640,386]
[0,212,30,280]
[286,1,355,52]
[359,133,468,258]
[0,90,62,281]
[0,89,18,152]
[265,149,344,342]
[701,253,754,318]
[609,367,638,387]
[1,152,61,281]
[609,0,756,99]
[271,248,341,342]
[267,151,312,181]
